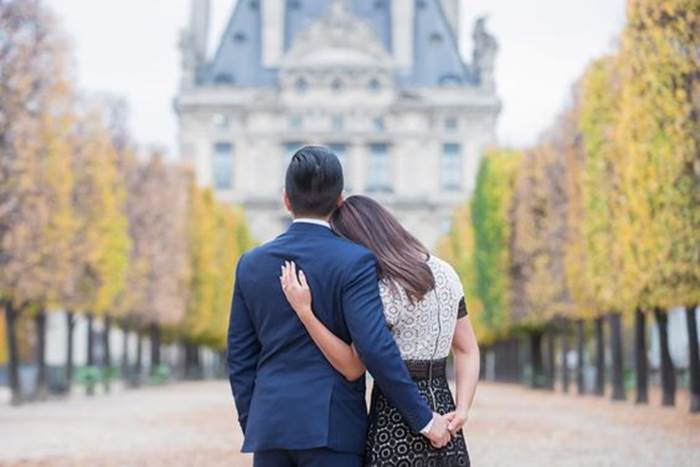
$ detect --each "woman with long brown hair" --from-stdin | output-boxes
[280,195,479,466]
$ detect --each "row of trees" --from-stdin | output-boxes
[0,0,253,404]
[439,0,699,411]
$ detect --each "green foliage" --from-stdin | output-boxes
[438,203,488,342]
[442,0,699,343]
[68,115,130,316]
[576,56,628,316]
[184,186,253,349]
[471,150,523,340]
[616,0,700,310]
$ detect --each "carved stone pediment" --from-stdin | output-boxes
[282,1,393,70]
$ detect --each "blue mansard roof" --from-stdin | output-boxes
[202,0,476,88]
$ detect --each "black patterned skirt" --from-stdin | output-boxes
[365,359,470,467]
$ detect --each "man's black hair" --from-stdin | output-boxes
[285,145,344,217]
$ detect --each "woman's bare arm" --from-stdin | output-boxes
[447,314,480,434]
[281,261,366,381]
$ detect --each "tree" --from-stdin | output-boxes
[437,203,484,339]
[509,142,572,388]
[0,0,78,403]
[121,154,190,383]
[568,56,629,400]
[471,150,523,344]
[60,107,130,393]
[616,0,700,409]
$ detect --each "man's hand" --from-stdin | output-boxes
[423,412,451,448]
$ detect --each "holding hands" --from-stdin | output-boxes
[280,260,468,451]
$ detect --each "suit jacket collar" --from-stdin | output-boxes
[286,220,335,237]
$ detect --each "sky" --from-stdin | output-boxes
[44,0,626,156]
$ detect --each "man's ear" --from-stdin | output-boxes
[336,193,345,208]
[283,190,293,214]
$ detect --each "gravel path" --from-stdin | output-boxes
[1,381,698,466]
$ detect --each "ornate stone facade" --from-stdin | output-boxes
[175,0,500,247]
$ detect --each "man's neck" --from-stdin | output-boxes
[293,215,330,222]
[292,217,331,228]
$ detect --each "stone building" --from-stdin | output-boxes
[174,0,500,247]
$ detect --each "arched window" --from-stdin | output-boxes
[430,32,444,47]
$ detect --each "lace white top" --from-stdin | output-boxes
[379,255,467,361]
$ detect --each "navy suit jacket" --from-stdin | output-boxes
[227,222,433,454]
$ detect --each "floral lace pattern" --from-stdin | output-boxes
[379,256,465,361]
[365,376,470,467]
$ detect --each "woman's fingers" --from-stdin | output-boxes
[290,261,300,287]
[285,262,295,290]
[281,261,310,297]
[280,264,287,289]
[448,416,464,433]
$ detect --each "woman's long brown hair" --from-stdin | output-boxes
[330,195,435,303]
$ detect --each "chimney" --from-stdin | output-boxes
[190,0,210,63]
[263,0,285,68]
[392,0,415,70]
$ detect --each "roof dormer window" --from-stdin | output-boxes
[439,74,462,87]
[232,32,247,43]
[430,33,444,47]
[214,73,235,84]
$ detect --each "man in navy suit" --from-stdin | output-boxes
[228,146,451,466]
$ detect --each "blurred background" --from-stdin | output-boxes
[0,0,698,466]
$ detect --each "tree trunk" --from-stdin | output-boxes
[576,319,585,395]
[493,341,504,382]
[654,308,676,406]
[511,338,521,383]
[561,322,570,393]
[529,331,544,389]
[192,343,201,379]
[34,310,48,400]
[65,311,75,392]
[594,316,605,396]
[546,329,556,390]
[86,313,95,366]
[4,302,22,405]
[103,315,112,393]
[684,305,699,413]
[134,332,143,387]
[150,323,161,376]
[634,308,649,404]
[608,312,625,401]
[121,324,130,383]
[479,345,486,380]
[85,313,96,396]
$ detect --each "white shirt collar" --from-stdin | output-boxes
[292,218,331,229]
